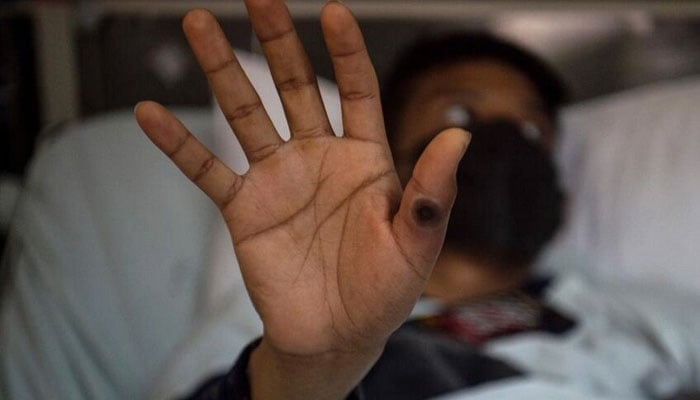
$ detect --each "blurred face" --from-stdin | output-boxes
[389,57,564,277]
[392,59,555,183]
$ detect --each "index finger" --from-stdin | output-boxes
[183,9,284,163]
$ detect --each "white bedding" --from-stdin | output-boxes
[479,273,700,399]
[544,76,700,295]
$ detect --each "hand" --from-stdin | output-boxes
[135,1,469,398]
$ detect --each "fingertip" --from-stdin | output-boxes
[321,0,348,18]
[134,101,182,151]
[416,128,471,180]
[320,0,355,37]
[245,0,295,41]
[134,100,163,126]
[134,99,156,113]
[134,100,151,125]
[438,127,472,157]
[244,0,278,13]
[182,8,215,35]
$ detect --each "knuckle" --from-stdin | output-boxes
[257,26,295,45]
[224,101,264,123]
[192,156,216,183]
[341,90,376,102]
[204,57,237,76]
[221,177,244,210]
[276,75,316,93]
[293,124,331,138]
[246,142,281,163]
[166,132,193,158]
[331,47,365,60]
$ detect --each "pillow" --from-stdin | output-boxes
[0,107,216,400]
[543,76,700,294]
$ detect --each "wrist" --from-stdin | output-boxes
[248,337,383,400]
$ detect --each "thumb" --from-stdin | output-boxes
[391,128,471,278]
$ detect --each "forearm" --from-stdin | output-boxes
[248,338,382,400]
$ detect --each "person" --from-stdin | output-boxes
[381,31,566,305]
[137,2,700,400]
[135,0,563,398]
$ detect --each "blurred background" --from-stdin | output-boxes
[2,0,700,244]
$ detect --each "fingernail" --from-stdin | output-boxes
[134,102,142,114]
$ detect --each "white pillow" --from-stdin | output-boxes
[0,107,216,400]
[544,76,700,294]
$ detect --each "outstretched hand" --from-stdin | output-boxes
[136,1,469,398]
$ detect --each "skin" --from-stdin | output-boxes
[135,1,469,399]
[392,61,556,304]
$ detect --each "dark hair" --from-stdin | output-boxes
[382,31,569,147]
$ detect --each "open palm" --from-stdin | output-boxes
[136,0,469,363]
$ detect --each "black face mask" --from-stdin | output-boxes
[411,118,564,268]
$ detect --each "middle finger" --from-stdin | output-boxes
[245,0,334,140]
